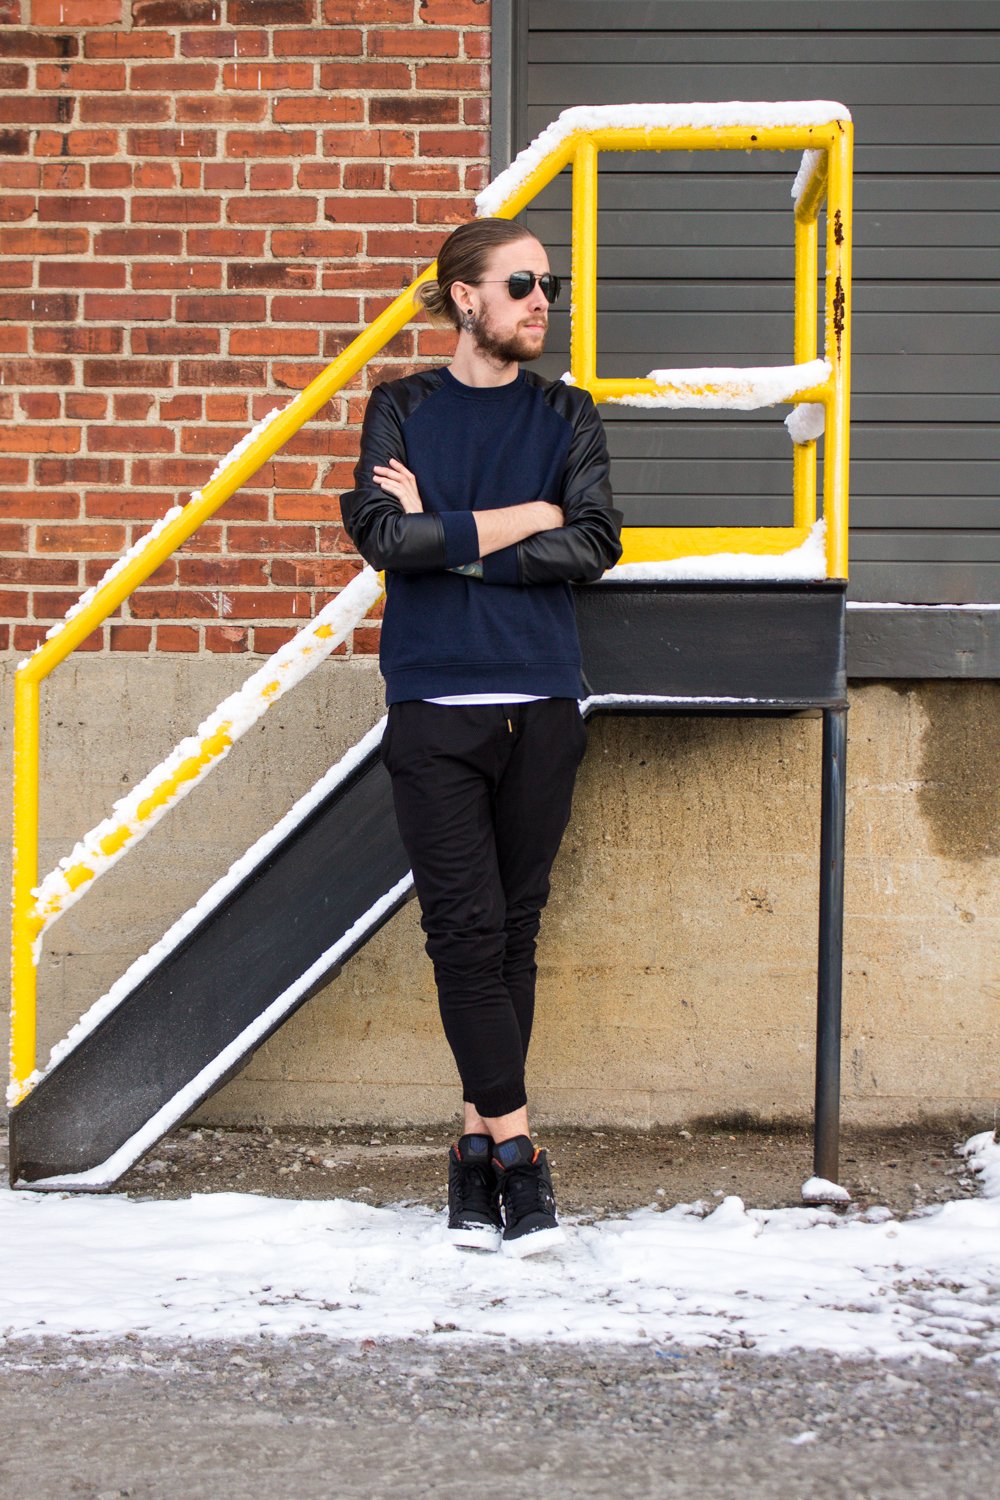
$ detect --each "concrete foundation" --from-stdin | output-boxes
[2,655,997,1130]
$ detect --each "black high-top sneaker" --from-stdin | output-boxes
[446,1133,502,1250]
[492,1135,565,1258]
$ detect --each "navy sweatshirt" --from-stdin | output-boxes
[340,366,623,705]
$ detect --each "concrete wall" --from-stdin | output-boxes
[2,654,998,1129]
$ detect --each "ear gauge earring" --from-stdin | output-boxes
[460,308,476,332]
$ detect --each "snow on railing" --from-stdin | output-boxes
[604,360,831,411]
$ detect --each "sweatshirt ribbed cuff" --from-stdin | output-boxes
[481,544,521,586]
[437,510,482,569]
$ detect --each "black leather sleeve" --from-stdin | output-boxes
[339,383,449,574]
[513,387,623,587]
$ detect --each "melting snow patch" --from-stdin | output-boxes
[785,402,826,444]
[802,1176,852,1204]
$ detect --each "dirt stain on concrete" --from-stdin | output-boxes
[916,682,1000,860]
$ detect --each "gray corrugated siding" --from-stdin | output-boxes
[517,0,1000,604]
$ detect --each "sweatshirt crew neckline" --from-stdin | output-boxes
[438,366,527,401]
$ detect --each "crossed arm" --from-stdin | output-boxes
[372,456,564,557]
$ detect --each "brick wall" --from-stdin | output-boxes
[0,0,491,657]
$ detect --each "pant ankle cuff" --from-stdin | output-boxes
[468,1081,527,1119]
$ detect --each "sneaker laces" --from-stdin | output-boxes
[452,1155,497,1218]
[498,1159,552,1220]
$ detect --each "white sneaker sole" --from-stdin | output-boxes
[501,1224,566,1259]
[447,1225,502,1252]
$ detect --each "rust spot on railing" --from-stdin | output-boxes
[832,276,845,358]
[833,209,844,247]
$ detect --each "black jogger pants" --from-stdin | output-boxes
[380,697,587,1118]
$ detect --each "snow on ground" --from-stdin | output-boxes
[1,1133,998,1360]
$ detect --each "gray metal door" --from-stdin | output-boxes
[513,0,1000,606]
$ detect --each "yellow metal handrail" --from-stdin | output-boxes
[9,107,853,1102]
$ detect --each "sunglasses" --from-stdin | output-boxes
[473,271,563,304]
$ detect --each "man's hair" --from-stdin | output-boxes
[416,219,540,331]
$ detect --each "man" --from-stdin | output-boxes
[340,218,622,1256]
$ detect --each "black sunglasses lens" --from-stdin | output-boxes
[506,271,561,302]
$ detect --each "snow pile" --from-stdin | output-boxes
[600,518,826,583]
[785,402,826,444]
[475,102,851,218]
[2,1132,998,1359]
[607,360,830,412]
[30,566,384,943]
[802,1176,851,1204]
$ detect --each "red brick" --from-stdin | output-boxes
[129,589,219,619]
[84,491,173,520]
[182,29,267,58]
[37,195,124,223]
[317,60,409,90]
[127,457,208,486]
[463,160,488,191]
[0,264,32,288]
[0,329,29,354]
[416,195,472,225]
[113,392,155,419]
[204,625,249,652]
[317,524,352,553]
[228,523,315,552]
[3,291,78,320]
[418,0,488,21]
[272,96,363,124]
[88,425,176,452]
[187,228,265,256]
[132,261,221,289]
[270,294,358,322]
[0,461,32,485]
[222,62,313,89]
[31,0,121,21]
[416,60,487,91]
[0,589,29,617]
[262,459,315,489]
[0,87,30,111]
[13,624,53,649]
[294,163,344,191]
[178,360,264,388]
[159,395,201,420]
[463,95,489,125]
[202,163,246,190]
[225,128,315,158]
[85,30,175,57]
[83,358,170,387]
[84,293,171,320]
[0,161,38,187]
[127,127,216,156]
[178,423,245,453]
[19,392,60,420]
[0,522,28,550]
[0,556,78,585]
[463,28,489,57]
[36,61,126,90]
[417,326,456,356]
[134,161,176,189]
[371,96,458,126]
[178,557,269,587]
[155,625,201,649]
[36,522,125,552]
[36,456,123,484]
[226,195,317,224]
[389,161,459,192]
[340,162,382,190]
[418,128,488,158]
[96,227,182,256]
[130,63,218,91]
[227,261,314,290]
[229,0,314,21]
[131,195,220,223]
[66,393,106,418]
[252,625,294,653]
[229,328,319,356]
[0,354,73,384]
[38,261,125,288]
[34,326,121,353]
[0,31,79,59]
[270,228,360,257]
[270,362,329,390]
[369,28,459,57]
[350,624,379,653]
[0,197,35,223]
[176,95,267,123]
[270,556,359,587]
[272,26,361,56]
[133,327,219,354]
[89,162,132,189]
[0,489,77,518]
[324,195,412,226]
[132,0,218,22]
[365,227,442,259]
[202,396,246,424]
[322,262,410,291]
[249,162,294,190]
[175,294,266,323]
[110,623,153,649]
[0,96,71,125]
[321,0,410,18]
[80,94,170,123]
[322,128,413,158]
[273,491,342,521]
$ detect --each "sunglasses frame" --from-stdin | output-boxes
[471,271,563,304]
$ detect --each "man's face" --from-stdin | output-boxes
[459,237,552,364]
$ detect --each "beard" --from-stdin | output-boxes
[468,309,547,364]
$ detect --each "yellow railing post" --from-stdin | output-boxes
[10,672,42,1103]
[570,138,599,389]
[793,176,821,532]
[824,123,853,580]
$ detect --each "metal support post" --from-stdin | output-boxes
[814,704,847,1181]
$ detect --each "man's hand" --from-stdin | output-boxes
[373,458,423,514]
